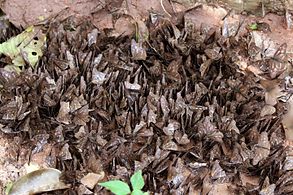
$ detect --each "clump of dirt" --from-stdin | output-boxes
[1,2,293,195]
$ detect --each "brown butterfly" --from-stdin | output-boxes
[258,43,288,79]
[269,43,288,79]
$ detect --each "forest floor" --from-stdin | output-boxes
[1,0,293,194]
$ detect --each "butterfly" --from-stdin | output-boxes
[268,43,288,79]
[258,43,288,79]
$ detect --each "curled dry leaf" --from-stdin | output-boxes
[260,105,276,117]
[136,20,149,42]
[167,158,191,188]
[226,119,240,134]
[163,120,180,136]
[200,59,212,77]
[211,160,226,180]
[264,84,283,106]
[60,143,72,161]
[174,131,190,145]
[282,96,293,141]
[162,140,179,151]
[251,31,275,57]
[167,58,182,83]
[131,39,147,60]
[239,172,259,187]
[124,81,141,91]
[87,29,99,46]
[221,14,242,38]
[56,101,71,125]
[204,47,222,60]
[283,155,293,171]
[78,184,93,195]
[8,168,70,195]
[199,117,214,135]
[208,183,234,195]
[252,132,270,165]
[259,184,276,195]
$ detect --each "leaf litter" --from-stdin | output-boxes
[1,1,293,195]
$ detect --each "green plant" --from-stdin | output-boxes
[0,26,46,73]
[5,182,13,195]
[99,170,148,195]
[249,23,258,30]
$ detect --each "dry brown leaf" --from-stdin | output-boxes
[80,172,105,190]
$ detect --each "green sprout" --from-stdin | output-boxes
[249,23,258,30]
[99,170,148,195]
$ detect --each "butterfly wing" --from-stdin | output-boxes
[269,43,288,79]
[273,43,287,61]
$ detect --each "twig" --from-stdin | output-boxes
[160,0,172,17]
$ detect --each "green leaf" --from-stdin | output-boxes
[99,180,131,195]
[130,170,144,190]
[0,26,46,72]
[5,182,13,195]
[131,189,146,195]
[249,23,258,30]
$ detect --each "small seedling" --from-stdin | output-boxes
[99,170,148,195]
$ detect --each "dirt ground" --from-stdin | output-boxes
[1,0,293,194]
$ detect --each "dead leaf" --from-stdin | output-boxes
[80,172,105,190]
